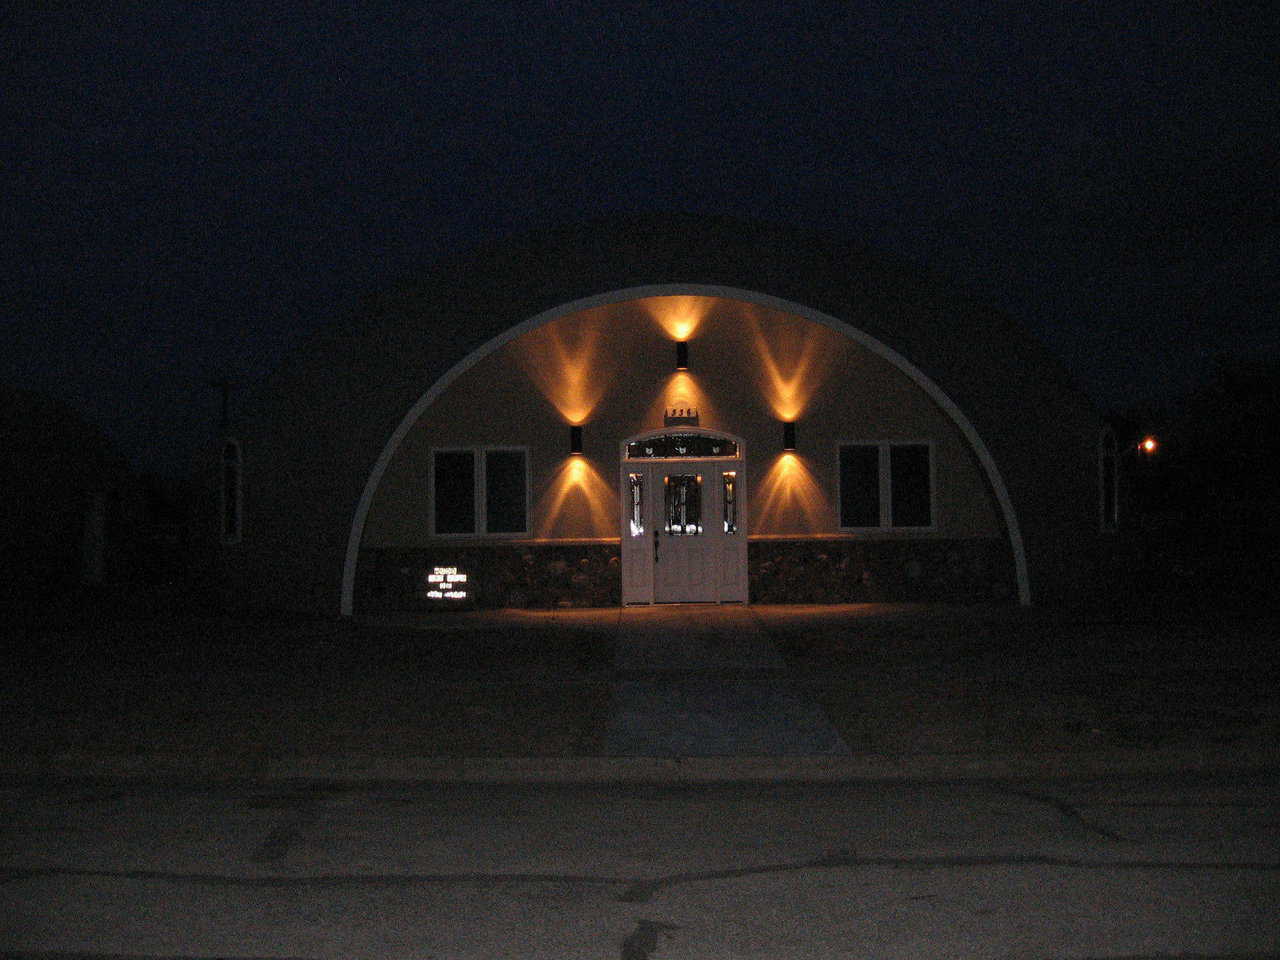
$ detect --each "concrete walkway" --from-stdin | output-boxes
[605,605,850,756]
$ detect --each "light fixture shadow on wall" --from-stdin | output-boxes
[676,341,689,371]
[783,420,797,451]
[570,424,584,455]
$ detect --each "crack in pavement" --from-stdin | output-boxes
[2,952,1278,960]
[5,852,1279,904]
[0,867,627,888]
[0,954,318,960]
[1084,801,1280,808]
[247,822,306,863]
[995,786,1137,843]
[620,918,680,960]
[612,852,1280,902]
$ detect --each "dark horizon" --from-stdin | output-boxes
[6,4,1277,478]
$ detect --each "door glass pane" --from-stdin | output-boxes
[628,472,645,536]
[722,471,738,534]
[663,474,703,535]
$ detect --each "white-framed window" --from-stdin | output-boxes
[1099,428,1119,532]
[837,441,934,530]
[220,437,243,545]
[430,446,529,536]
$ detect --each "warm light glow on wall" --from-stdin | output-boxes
[515,320,611,425]
[643,295,716,341]
[536,456,616,538]
[748,315,840,422]
[645,371,720,428]
[753,452,830,534]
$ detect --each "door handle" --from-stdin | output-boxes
[653,528,659,563]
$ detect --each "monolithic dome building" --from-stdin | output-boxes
[208,216,1106,615]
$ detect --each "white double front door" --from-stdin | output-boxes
[620,432,748,604]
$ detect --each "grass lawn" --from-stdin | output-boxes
[6,617,616,761]
[7,606,1277,766]
[758,607,1280,757]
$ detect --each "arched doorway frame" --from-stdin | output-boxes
[339,284,1031,614]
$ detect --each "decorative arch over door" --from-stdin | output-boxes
[620,427,747,604]
[340,284,1031,614]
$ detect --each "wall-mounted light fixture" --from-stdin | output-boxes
[569,424,583,455]
[675,341,689,370]
[782,420,797,451]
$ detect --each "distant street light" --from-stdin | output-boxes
[1139,435,1158,455]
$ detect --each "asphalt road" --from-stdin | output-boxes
[3,772,1278,958]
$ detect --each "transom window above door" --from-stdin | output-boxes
[625,433,738,459]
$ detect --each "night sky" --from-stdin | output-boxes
[5,4,1277,477]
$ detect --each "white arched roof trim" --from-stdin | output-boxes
[340,284,1031,614]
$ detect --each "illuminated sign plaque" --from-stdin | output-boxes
[424,566,471,601]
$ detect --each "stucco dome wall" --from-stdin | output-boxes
[228,215,1100,613]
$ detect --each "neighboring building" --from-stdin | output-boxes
[2,386,141,619]
[206,216,1105,615]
